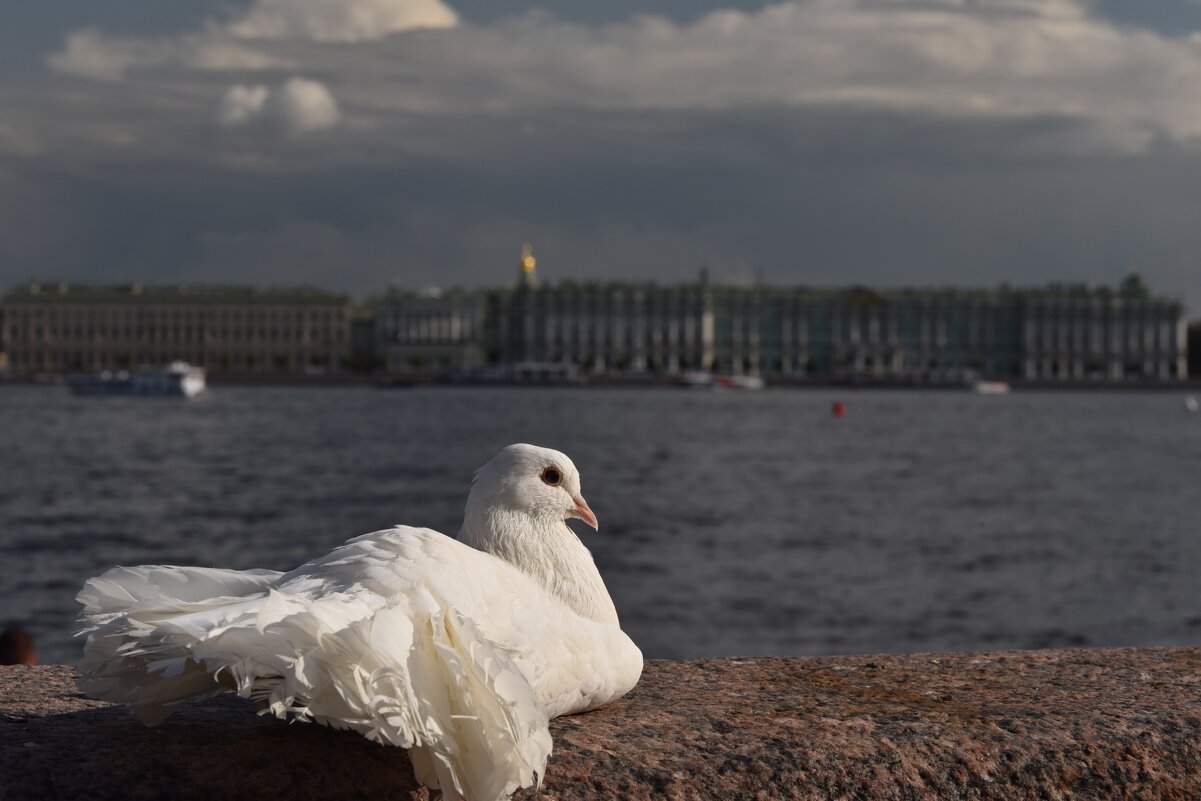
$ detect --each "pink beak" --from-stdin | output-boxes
[570,494,599,531]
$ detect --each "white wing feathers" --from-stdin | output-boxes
[76,564,282,622]
[77,528,558,801]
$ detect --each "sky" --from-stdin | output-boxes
[3,1,1201,311]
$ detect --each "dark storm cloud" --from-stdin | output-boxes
[4,103,1198,303]
[3,0,1201,309]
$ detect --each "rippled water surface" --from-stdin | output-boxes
[3,384,1201,665]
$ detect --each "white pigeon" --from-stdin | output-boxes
[76,443,643,801]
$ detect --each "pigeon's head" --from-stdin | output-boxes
[469,443,598,532]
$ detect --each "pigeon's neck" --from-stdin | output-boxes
[460,508,619,626]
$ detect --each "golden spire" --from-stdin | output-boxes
[519,243,537,287]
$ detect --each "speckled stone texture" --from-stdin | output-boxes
[4,648,1201,800]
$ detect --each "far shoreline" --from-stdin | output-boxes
[4,373,1201,391]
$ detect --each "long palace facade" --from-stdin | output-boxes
[378,258,1188,383]
[1,260,1189,383]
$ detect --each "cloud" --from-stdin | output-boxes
[46,0,455,81]
[40,0,1201,153]
[410,0,1198,152]
[33,0,1201,163]
[187,41,293,72]
[228,0,458,43]
[218,85,270,127]
[46,29,161,81]
[274,78,341,133]
[218,78,341,135]
[48,30,290,80]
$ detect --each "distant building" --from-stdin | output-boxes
[490,245,715,371]
[375,287,485,374]
[347,305,380,373]
[1,282,352,375]
[24,263,1179,384]
[377,254,1187,383]
[730,274,1187,383]
[489,281,714,373]
[1190,322,1201,378]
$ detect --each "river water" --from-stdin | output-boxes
[3,384,1200,665]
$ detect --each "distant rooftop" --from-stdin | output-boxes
[3,274,1178,311]
[480,274,1177,307]
[3,283,350,305]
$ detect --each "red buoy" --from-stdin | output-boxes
[832,400,846,417]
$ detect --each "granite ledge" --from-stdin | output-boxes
[4,647,1201,800]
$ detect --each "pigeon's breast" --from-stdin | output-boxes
[517,615,643,719]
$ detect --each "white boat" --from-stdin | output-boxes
[715,374,765,390]
[68,361,206,398]
[972,380,1011,395]
[678,371,765,390]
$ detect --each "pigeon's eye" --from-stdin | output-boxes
[540,467,563,487]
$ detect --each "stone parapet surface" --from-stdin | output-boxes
[3,648,1201,800]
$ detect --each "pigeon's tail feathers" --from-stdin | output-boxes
[77,567,551,801]
[76,565,284,724]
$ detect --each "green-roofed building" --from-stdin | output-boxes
[377,250,1187,384]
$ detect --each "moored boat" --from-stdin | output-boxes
[68,361,206,398]
[677,371,765,390]
[971,380,1011,395]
